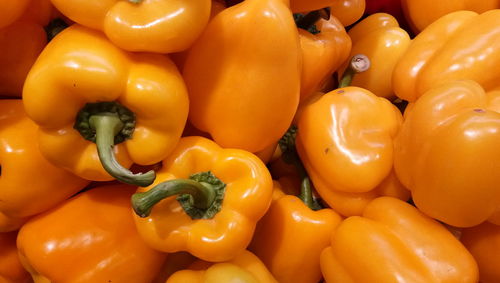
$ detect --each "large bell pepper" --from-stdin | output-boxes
[290,0,365,26]
[50,0,211,53]
[166,250,277,283]
[461,222,500,283]
[131,136,273,262]
[17,184,167,283]
[394,80,500,227]
[320,197,479,283]
[23,24,189,185]
[0,0,53,97]
[0,100,89,232]
[182,0,301,153]
[393,10,500,102]
[0,232,30,283]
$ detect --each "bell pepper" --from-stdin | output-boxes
[182,0,301,153]
[50,0,211,53]
[401,0,499,33]
[338,13,411,99]
[23,24,189,185]
[0,100,89,232]
[393,10,500,102]
[16,184,167,283]
[394,80,500,227]
[0,232,30,283]
[297,10,351,102]
[364,0,409,32]
[167,250,277,283]
[461,222,500,283]
[0,0,53,97]
[131,136,273,262]
[320,197,479,283]
[290,0,365,26]
[249,178,342,283]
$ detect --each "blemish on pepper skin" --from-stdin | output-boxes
[324,148,329,154]
[73,83,77,87]
[473,108,485,113]
[337,90,345,94]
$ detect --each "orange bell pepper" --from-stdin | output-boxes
[320,197,479,283]
[132,136,273,262]
[393,10,500,102]
[50,0,211,53]
[290,0,365,26]
[23,24,189,185]
[394,80,500,227]
[183,0,301,153]
[0,0,53,97]
[401,0,499,33]
[338,13,411,99]
[461,222,500,283]
[0,232,30,283]
[17,184,167,283]
[166,250,277,283]
[0,100,89,232]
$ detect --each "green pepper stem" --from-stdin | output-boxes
[132,179,217,218]
[89,114,155,187]
[299,177,314,209]
[338,54,371,88]
[129,0,142,3]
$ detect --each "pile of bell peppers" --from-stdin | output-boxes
[1,0,499,282]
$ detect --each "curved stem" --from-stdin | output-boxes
[132,179,217,218]
[339,54,371,88]
[299,177,314,209]
[89,114,155,187]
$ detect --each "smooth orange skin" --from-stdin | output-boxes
[290,0,365,26]
[299,13,351,102]
[17,185,167,283]
[393,10,500,102]
[0,232,30,283]
[183,0,301,153]
[401,0,499,33]
[0,0,30,28]
[0,100,89,232]
[320,197,479,283]
[461,222,500,283]
[167,250,277,283]
[249,184,342,283]
[50,0,211,53]
[339,13,411,99]
[23,24,189,181]
[134,136,273,262]
[394,80,500,227]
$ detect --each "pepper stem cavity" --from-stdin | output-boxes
[132,171,226,219]
[339,54,371,88]
[294,7,330,35]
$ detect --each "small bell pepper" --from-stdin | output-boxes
[167,250,277,283]
[182,0,301,153]
[320,197,479,283]
[0,100,89,232]
[0,232,30,283]
[338,13,411,99]
[131,136,273,262]
[394,80,500,227]
[401,0,499,33]
[17,184,167,283]
[290,0,365,26]
[461,222,500,283]
[393,10,500,102]
[50,0,211,53]
[23,24,189,185]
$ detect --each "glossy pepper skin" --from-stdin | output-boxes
[338,13,411,99]
[0,0,52,96]
[183,0,301,153]
[0,232,30,283]
[461,222,500,283]
[23,24,189,182]
[393,10,500,102]
[298,12,351,102]
[133,136,273,262]
[167,250,278,283]
[290,0,365,26]
[296,87,407,216]
[50,0,211,53]
[401,0,499,33]
[320,197,479,283]
[16,184,167,283]
[0,100,89,232]
[249,181,342,283]
[394,80,500,227]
